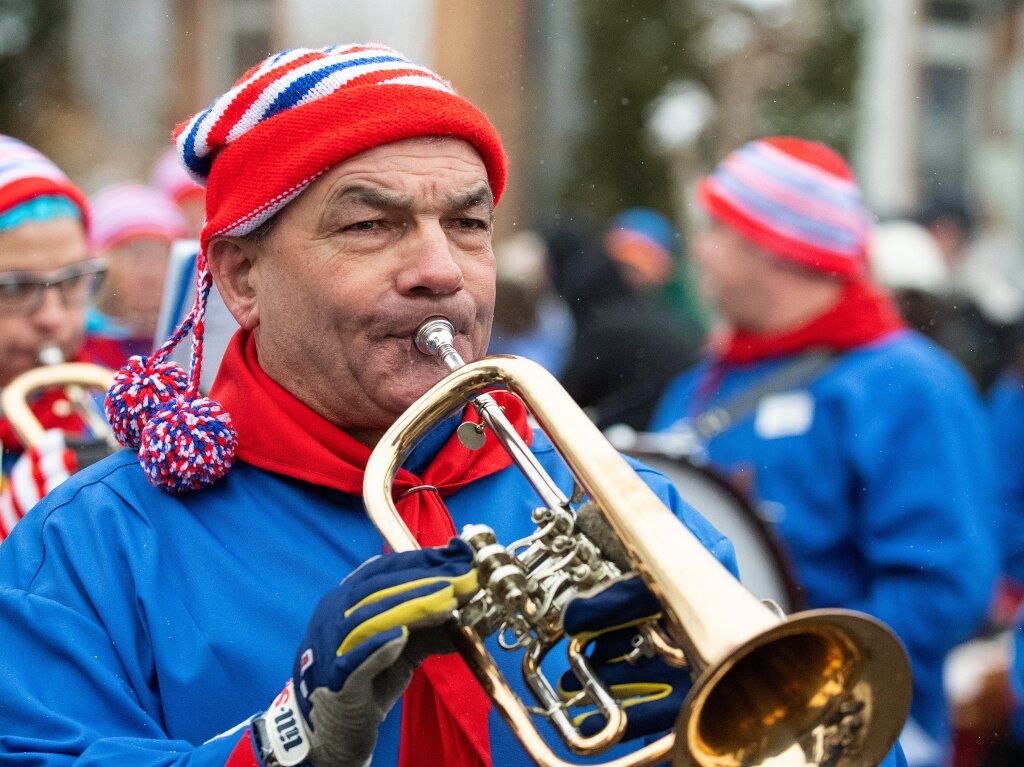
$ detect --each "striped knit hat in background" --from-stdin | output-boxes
[698,137,873,279]
[89,183,189,253]
[0,134,89,232]
[150,147,204,206]
[105,43,508,492]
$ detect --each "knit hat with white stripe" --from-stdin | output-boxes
[104,43,507,492]
[89,183,189,252]
[698,137,872,278]
[0,134,89,231]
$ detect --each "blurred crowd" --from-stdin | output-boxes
[1,115,1024,767]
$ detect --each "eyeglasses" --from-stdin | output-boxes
[0,259,107,316]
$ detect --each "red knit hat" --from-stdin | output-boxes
[105,43,508,492]
[0,134,89,230]
[698,137,872,278]
[176,43,506,256]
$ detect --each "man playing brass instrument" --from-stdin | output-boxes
[0,135,110,539]
[650,137,993,767]
[0,48,904,766]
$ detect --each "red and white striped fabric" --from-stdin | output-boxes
[0,134,89,225]
[0,429,77,541]
[698,136,873,278]
[89,183,189,252]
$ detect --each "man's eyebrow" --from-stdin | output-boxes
[449,184,494,214]
[328,184,413,211]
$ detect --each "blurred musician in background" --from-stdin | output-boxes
[649,136,996,767]
[85,182,189,368]
[0,134,108,539]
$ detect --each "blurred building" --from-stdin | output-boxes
[857,0,1024,241]
[14,0,1024,259]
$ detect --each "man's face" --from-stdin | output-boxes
[95,235,171,337]
[692,220,772,329]
[217,137,496,443]
[0,217,89,385]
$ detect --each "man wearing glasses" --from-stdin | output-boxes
[0,134,107,539]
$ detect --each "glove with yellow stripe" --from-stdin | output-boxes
[253,538,478,767]
[558,574,691,742]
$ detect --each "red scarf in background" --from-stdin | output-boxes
[212,330,533,767]
[718,277,906,364]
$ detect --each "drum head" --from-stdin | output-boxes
[627,450,802,613]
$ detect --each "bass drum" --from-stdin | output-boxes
[625,450,803,614]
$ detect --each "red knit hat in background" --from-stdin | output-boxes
[105,43,508,492]
[698,136,873,278]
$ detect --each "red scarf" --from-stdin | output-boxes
[719,277,905,364]
[212,330,534,767]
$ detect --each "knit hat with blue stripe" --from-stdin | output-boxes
[698,137,872,278]
[104,43,507,492]
[0,134,89,232]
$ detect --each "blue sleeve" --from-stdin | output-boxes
[1012,611,1024,742]
[0,457,259,767]
[842,363,997,669]
[989,372,1024,583]
[0,587,245,766]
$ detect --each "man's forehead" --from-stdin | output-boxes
[322,137,487,185]
[0,217,89,272]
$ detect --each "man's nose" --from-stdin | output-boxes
[397,223,465,296]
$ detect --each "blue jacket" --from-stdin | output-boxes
[0,424,750,766]
[989,371,1024,584]
[651,329,997,762]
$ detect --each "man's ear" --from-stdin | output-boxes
[207,236,260,330]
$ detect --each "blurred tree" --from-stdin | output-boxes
[0,0,71,148]
[559,0,863,225]
[560,0,705,221]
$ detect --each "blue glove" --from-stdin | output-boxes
[253,538,479,767]
[558,575,691,742]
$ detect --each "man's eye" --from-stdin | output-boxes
[453,218,489,231]
[0,281,34,300]
[343,220,383,232]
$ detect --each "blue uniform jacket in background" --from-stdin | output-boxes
[651,329,997,765]
[989,370,1024,585]
[988,371,1024,744]
[0,423,752,766]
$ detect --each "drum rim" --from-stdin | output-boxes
[625,448,805,613]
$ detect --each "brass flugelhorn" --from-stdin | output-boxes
[1,345,117,453]
[363,318,912,767]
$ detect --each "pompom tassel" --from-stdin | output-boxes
[105,355,190,449]
[138,397,238,492]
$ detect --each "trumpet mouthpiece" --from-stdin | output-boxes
[414,317,466,372]
[415,317,455,356]
[38,344,65,366]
